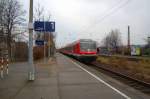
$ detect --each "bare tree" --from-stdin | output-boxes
[0,0,6,30]
[102,29,122,53]
[0,1,4,25]
[34,3,45,40]
[0,0,26,60]
[34,3,52,40]
[34,3,45,21]
[34,2,52,21]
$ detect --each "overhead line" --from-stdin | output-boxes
[79,0,132,34]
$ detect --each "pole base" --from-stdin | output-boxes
[28,72,35,81]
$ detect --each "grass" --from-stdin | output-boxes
[97,56,150,83]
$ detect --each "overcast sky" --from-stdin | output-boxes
[21,0,150,48]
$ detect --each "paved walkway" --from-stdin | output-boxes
[0,53,149,99]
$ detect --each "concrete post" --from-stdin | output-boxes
[28,0,35,81]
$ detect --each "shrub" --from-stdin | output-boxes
[143,48,150,56]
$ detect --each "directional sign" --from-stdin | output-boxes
[34,21,45,31]
[34,21,55,32]
[45,22,55,32]
[35,40,44,46]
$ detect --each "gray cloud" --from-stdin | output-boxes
[21,0,150,48]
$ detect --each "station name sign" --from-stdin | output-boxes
[34,21,55,32]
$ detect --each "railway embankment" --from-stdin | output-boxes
[96,55,150,83]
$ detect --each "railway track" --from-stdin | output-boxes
[65,54,150,95]
[90,61,150,95]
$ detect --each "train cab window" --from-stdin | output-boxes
[80,41,96,51]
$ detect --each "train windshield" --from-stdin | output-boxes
[80,41,96,51]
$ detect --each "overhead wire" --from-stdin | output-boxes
[63,0,125,45]
[79,0,132,35]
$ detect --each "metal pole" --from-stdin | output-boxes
[48,32,50,57]
[48,32,49,57]
[44,22,46,63]
[128,26,130,49]
[28,0,35,81]
[44,37,46,63]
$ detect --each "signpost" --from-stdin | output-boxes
[34,21,55,58]
[28,0,55,81]
[34,21,55,32]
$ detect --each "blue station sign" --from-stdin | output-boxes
[34,21,45,31]
[34,21,55,32]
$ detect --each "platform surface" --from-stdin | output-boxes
[0,53,149,99]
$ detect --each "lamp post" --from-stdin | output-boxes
[28,0,35,81]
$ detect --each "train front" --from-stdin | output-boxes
[77,39,97,62]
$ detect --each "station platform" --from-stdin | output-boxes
[0,53,149,99]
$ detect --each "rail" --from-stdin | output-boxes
[91,61,150,94]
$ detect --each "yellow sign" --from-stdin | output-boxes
[131,46,141,56]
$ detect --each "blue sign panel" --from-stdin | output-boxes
[35,40,44,46]
[45,22,55,32]
[34,21,55,32]
[34,21,45,31]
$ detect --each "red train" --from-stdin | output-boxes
[59,39,97,62]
